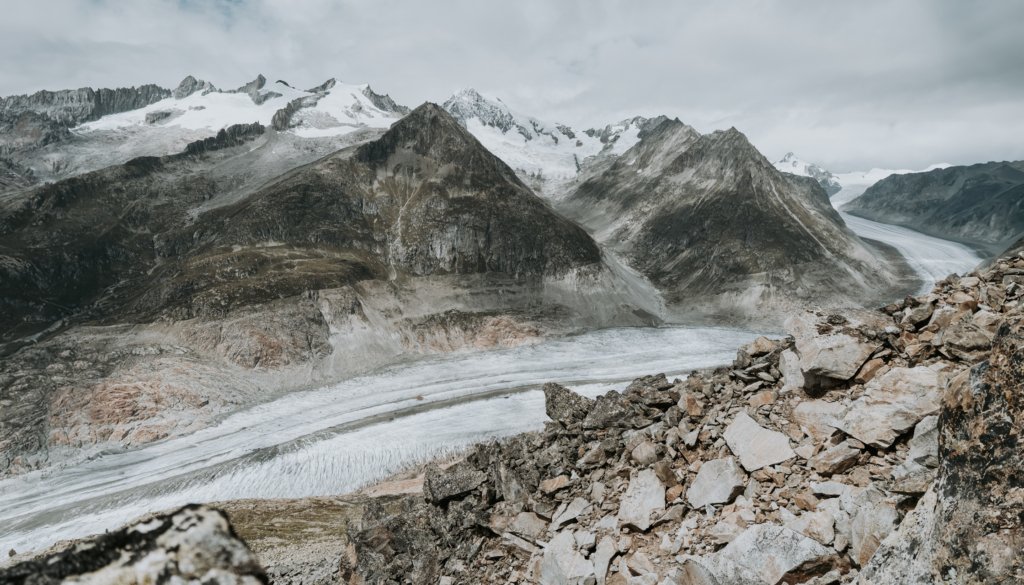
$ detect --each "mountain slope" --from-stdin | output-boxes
[0,104,654,476]
[843,160,1024,254]
[561,119,903,320]
[773,152,841,195]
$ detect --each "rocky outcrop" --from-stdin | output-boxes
[844,160,1024,255]
[0,505,265,584]
[561,119,903,321]
[184,122,266,155]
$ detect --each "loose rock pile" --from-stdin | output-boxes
[337,252,1024,584]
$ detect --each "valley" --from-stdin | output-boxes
[0,71,1016,585]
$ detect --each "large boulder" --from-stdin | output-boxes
[423,462,487,504]
[0,505,265,585]
[786,311,882,388]
[835,365,947,448]
[683,524,834,584]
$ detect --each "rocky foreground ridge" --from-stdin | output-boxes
[7,245,1022,583]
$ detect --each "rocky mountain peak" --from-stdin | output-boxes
[354,102,500,170]
[172,75,216,99]
[773,152,842,196]
[306,78,337,93]
[442,88,522,136]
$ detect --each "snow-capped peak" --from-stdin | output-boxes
[79,74,408,139]
[441,90,672,196]
[774,152,842,195]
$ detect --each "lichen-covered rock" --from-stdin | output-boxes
[423,462,487,504]
[0,505,265,585]
[544,382,593,426]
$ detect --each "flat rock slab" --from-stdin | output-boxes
[685,523,832,584]
[724,412,795,471]
[687,457,746,508]
[835,365,945,448]
[617,468,665,532]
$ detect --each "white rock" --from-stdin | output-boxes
[784,509,836,545]
[552,497,592,530]
[779,349,805,392]
[723,412,795,471]
[845,486,899,567]
[791,399,845,443]
[686,457,746,508]
[835,365,945,448]
[617,469,665,532]
[685,524,832,584]
[540,530,594,585]
[593,536,618,585]
[786,312,880,385]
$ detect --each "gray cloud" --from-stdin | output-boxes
[2,0,1022,171]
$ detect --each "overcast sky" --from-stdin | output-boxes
[3,0,1022,171]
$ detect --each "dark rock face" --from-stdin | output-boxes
[931,322,1024,582]
[0,505,266,584]
[562,119,898,317]
[844,161,1024,254]
[173,74,217,99]
[184,122,266,155]
[543,382,594,425]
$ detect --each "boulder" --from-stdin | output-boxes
[723,412,795,471]
[686,457,746,508]
[0,505,264,584]
[423,462,487,504]
[839,485,899,567]
[835,365,946,448]
[544,382,593,425]
[617,469,665,532]
[786,312,880,387]
[685,524,834,584]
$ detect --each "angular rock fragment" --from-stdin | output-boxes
[686,457,746,508]
[684,524,834,584]
[723,411,795,471]
[424,462,487,504]
[544,382,593,425]
[617,469,665,532]
[834,365,945,448]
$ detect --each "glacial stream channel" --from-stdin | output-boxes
[0,195,984,557]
